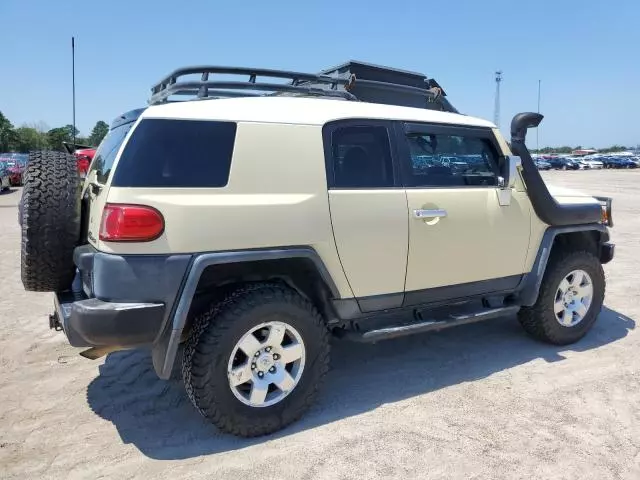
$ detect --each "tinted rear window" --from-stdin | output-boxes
[91,122,134,184]
[111,119,237,188]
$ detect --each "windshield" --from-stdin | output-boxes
[88,122,135,184]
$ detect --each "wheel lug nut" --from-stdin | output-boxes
[265,346,272,352]
[273,353,280,360]
[269,366,276,373]
[258,371,264,378]
[254,351,260,358]
[251,363,256,370]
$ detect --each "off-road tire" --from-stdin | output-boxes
[21,151,80,292]
[182,283,331,437]
[518,250,605,345]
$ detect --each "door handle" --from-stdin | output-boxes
[414,209,447,219]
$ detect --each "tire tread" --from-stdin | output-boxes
[518,249,605,344]
[21,151,80,292]
[182,283,330,437]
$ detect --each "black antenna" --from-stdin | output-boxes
[72,36,76,146]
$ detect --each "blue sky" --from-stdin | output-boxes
[1,0,638,148]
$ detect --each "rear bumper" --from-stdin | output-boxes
[53,245,192,349]
[54,291,165,348]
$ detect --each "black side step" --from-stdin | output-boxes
[343,306,520,343]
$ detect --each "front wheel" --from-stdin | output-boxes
[182,284,330,437]
[518,250,605,345]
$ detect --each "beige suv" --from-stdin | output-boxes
[20,62,614,437]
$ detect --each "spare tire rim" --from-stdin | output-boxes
[553,269,593,327]
[227,321,306,408]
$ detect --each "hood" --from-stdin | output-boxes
[546,184,599,205]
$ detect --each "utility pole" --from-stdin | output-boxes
[536,79,541,153]
[494,71,502,129]
[72,36,76,146]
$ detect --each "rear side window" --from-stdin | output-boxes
[328,125,394,188]
[111,119,237,188]
[91,122,134,184]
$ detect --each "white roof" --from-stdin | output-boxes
[142,96,495,129]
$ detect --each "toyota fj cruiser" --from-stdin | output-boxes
[20,61,614,437]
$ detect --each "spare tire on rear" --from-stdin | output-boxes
[21,151,81,292]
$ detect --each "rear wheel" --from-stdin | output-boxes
[21,151,80,292]
[182,284,330,437]
[518,250,605,345]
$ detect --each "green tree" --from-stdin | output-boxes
[14,127,48,152]
[89,121,109,146]
[47,124,80,151]
[0,111,18,152]
[599,145,628,153]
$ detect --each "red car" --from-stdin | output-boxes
[63,142,96,178]
[0,154,28,186]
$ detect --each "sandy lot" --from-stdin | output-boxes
[1,170,639,479]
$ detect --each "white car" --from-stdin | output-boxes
[580,159,604,169]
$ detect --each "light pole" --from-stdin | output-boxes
[494,71,502,129]
[536,79,541,153]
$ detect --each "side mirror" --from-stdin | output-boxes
[496,156,521,207]
[505,155,522,189]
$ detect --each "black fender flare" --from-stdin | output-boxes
[517,224,608,306]
[152,247,340,379]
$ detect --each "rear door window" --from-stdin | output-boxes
[327,125,395,188]
[111,119,237,188]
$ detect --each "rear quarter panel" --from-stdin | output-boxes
[101,122,353,298]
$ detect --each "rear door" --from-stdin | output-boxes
[396,122,531,304]
[323,120,408,311]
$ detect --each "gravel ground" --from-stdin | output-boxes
[1,170,639,479]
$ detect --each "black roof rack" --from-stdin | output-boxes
[317,60,458,113]
[149,66,358,105]
[148,61,458,113]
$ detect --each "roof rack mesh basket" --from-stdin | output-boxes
[149,60,457,113]
[317,60,457,113]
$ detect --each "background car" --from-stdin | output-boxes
[0,162,12,192]
[63,142,97,178]
[547,157,580,170]
[535,159,552,170]
[601,157,619,168]
[580,158,604,169]
[602,156,636,169]
[616,157,637,168]
[6,155,28,185]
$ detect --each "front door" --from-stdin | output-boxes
[396,123,531,304]
[324,120,408,311]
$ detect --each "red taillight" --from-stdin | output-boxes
[99,204,164,242]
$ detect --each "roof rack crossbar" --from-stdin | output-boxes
[165,89,264,99]
[151,80,357,104]
[149,65,356,104]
